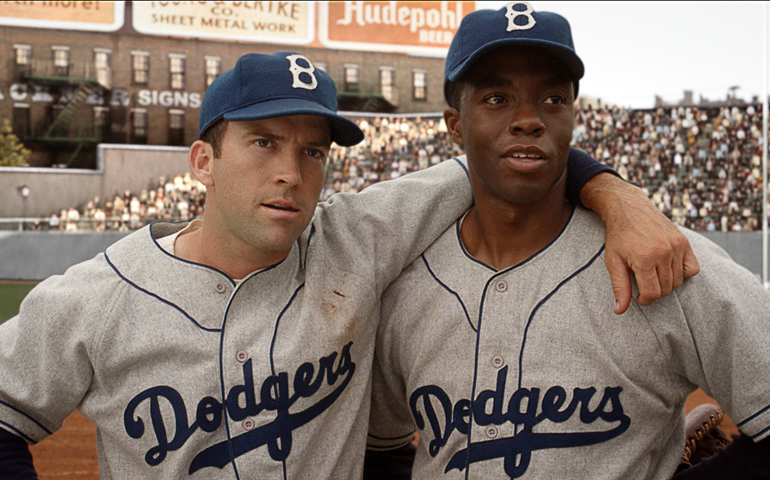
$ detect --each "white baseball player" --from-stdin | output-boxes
[366,4,770,479]
[0,51,697,479]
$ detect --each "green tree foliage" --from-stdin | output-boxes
[0,119,31,167]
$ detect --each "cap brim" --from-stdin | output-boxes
[447,38,585,83]
[223,97,364,147]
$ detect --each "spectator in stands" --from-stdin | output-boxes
[48,213,59,231]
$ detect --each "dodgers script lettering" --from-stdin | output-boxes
[410,367,631,478]
[123,342,356,473]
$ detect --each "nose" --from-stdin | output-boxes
[275,152,302,187]
[509,100,545,137]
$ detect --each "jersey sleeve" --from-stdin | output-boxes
[367,275,421,451]
[367,348,417,451]
[0,255,119,444]
[565,147,617,207]
[646,230,770,443]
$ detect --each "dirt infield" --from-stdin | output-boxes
[28,389,737,477]
[30,411,98,479]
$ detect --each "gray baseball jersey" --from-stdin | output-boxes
[367,206,770,479]
[0,157,472,479]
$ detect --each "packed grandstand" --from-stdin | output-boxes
[32,103,766,234]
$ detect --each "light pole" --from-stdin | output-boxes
[17,185,30,231]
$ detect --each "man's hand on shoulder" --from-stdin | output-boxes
[581,172,700,314]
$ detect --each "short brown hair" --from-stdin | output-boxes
[200,118,228,159]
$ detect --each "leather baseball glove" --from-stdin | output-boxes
[679,403,730,469]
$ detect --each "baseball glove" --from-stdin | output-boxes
[679,403,730,469]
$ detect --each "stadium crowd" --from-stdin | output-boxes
[573,103,767,232]
[34,104,767,233]
[39,172,206,233]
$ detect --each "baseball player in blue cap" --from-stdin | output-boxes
[0,48,698,479]
[366,3,770,479]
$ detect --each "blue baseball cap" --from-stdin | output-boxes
[444,2,583,98]
[199,51,364,147]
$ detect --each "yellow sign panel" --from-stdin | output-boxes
[0,1,123,31]
[132,1,313,45]
[320,1,474,55]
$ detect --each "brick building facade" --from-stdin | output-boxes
[0,2,447,168]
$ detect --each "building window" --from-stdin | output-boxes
[131,109,148,144]
[344,64,359,92]
[380,67,395,103]
[52,46,70,76]
[13,104,30,138]
[132,52,149,84]
[315,62,327,73]
[93,106,110,141]
[413,70,426,101]
[205,56,221,87]
[169,110,185,146]
[14,45,31,66]
[169,54,186,90]
[14,45,31,77]
[94,49,111,88]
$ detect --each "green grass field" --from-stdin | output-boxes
[0,282,38,325]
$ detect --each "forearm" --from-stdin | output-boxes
[579,169,650,223]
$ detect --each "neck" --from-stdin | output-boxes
[174,220,290,280]
[460,187,573,271]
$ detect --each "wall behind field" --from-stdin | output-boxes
[0,145,190,218]
[0,229,765,282]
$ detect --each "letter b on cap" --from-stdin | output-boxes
[505,2,536,31]
[287,54,318,90]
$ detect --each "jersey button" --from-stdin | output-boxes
[495,281,508,293]
[242,418,256,431]
[485,426,498,439]
[236,350,249,363]
[215,283,227,293]
[491,356,505,369]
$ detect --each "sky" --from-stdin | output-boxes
[476,1,767,109]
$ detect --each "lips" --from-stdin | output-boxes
[262,200,300,213]
[502,145,547,160]
[501,145,548,173]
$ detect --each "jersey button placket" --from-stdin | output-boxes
[495,280,508,293]
[215,282,227,294]
[236,350,249,363]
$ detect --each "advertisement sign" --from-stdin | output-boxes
[319,1,474,55]
[0,1,124,31]
[132,1,314,45]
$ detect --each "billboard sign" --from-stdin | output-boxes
[0,1,124,32]
[132,1,314,45]
[319,1,474,55]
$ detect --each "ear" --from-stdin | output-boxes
[444,108,464,147]
[189,140,215,187]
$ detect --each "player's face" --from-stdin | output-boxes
[211,115,330,257]
[446,47,575,207]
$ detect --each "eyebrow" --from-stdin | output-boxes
[242,127,331,147]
